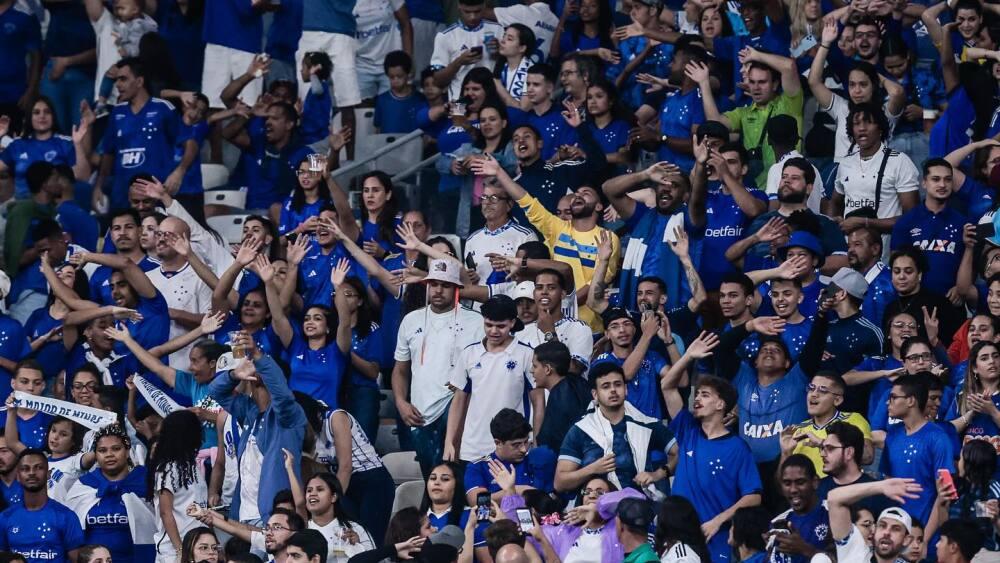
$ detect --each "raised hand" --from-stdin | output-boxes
[687,331,720,359]
[748,316,787,336]
[133,177,168,202]
[254,254,275,283]
[235,236,262,266]
[395,222,422,251]
[757,217,788,243]
[71,119,89,145]
[561,99,583,128]
[882,478,923,504]
[469,154,501,177]
[646,161,682,185]
[200,311,226,334]
[668,226,689,259]
[922,305,939,346]
[776,254,810,280]
[168,231,191,258]
[692,134,709,164]
[232,358,259,382]
[125,374,136,392]
[684,61,711,86]
[329,127,352,153]
[330,257,350,286]
[596,229,613,262]
[821,18,840,45]
[487,458,517,492]
[596,47,621,64]
[394,536,426,560]
[111,308,143,322]
[103,323,132,342]
[286,232,310,266]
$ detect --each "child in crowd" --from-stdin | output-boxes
[374,51,425,134]
[94,0,158,116]
[300,51,334,147]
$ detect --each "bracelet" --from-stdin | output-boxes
[664,339,676,346]
[819,43,831,49]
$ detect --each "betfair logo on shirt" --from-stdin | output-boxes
[19,550,59,560]
[87,513,129,525]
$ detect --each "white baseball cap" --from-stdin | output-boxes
[512,281,535,301]
[878,507,913,533]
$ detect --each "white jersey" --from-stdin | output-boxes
[221,412,240,506]
[315,409,383,473]
[47,452,87,502]
[309,518,376,563]
[430,20,505,99]
[464,220,538,285]
[449,338,536,461]
[147,263,213,371]
[353,0,404,74]
[493,2,559,61]
[518,317,594,372]
[835,142,919,220]
[154,461,208,560]
[488,281,578,320]
[394,305,485,425]
[660,543,703,563]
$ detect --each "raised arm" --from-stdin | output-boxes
[74,251,157,300]
[319,218,400,293]
[104,324,177,387]
[881,73,907,116]
[946,139,1000,187]
[468,154,527,201]
[586,230,614,315]
[3,397,25,455]
[214,238,261,314]
[661,332,720,418]
[808,20,839,110]
[828,478,923,541]
[686,60,732,129]
[742,47,800,96]
[330,259,354,355]
[258,256,293,348]
[324,174,361,242]
[40,254,98,311]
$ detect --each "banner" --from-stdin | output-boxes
[133,374,182,418]
[12,391,117,430]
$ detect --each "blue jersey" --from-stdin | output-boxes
[930,87,976,158]
[349,324,383,387]
[701,185,769,290]
[822,313,885,376]
[619,204,703,311]
[670,409,762,563]
[758,278,825,319]
[508,105,573,161]
[265,0,302,64]
[0,411,53,450]
[80,468,147,563]
[374,90,426,134]
[955,176,993,222]
[278,197,328,235]
[0,316,30,398]
[238,117,315,210]
[288,327,349,409]
[591,351,668,419]
[880,421,955,522]
[426,507,471,534]
[301,81,333,145]
[606,36,673,109]
[360,215,402,257]
[0,479,21,506]
[202,0,262,53]
[24,307,65,380]
[1,135,75,199]
[302,0,357,35]
[713,27,790,103]
[0,4,41,104]
[0,499,84,563]
[657,88,704,173]
[155,0,205,90]
[861,264,895,330]
[733,363,810,462]
[771,504,832,563]
[891,205,967,295]
[88,257,160,306]
[174,369,218,447]
[100,98,181,210]
[297,241,371,308]
[174,120,209,195]
[215,314,285,359]
[464,452,545,495]
[738,317,812,364]
[587,119,630,158]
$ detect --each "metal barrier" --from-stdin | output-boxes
[329,129,425,184]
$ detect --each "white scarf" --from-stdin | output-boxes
[574,400,654,490]
[133,375,182,417]
[84,345,125,386]
[11,392,117,430]
[61,478,155,548]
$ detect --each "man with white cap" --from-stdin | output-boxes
[443,294,542,463]
[828,478,921,562]
[392,258,484,475]
[823,267,884,380]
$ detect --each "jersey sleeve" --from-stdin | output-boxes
[895,155,921,193]
[60,506,86,552]
[394,316,412,362]
[464,461,490,493]
[558,426,586,465]
[448,347,472,392]
[516,193,561,241]
[429,29,451,70]
[845,412,873,441]
[564,324,593,366]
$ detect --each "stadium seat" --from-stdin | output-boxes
[204,189,247,210]
[201,164,230,190]
[359,133,422,177]
[390,480,425,516]
[375,423,401,454]
[207,214,248,245]
[382,452,422,485]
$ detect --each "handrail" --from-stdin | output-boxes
[329,129,425,182]
[391,153,441,183]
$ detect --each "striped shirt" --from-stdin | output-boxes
[316,410,383,473]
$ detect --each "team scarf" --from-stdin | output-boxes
[132,374,182,417]
[62,466,155,560]
[11,391,117,430]
[574,400,655,490]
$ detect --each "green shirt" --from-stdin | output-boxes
[3,200,54,276]
[624,543,660,563]
[724,89,804,187]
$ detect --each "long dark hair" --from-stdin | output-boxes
[138,33,182,94]
[473,102,512,151]
[493,23,536,78]
[960,61,999,141]
[308,472,357,527]
[146,410,202,501]
[181,527,217,563]
[402,236,458,315]
[961,439,997,494]
[385,506,425,547]
[359,171,400,248]
[419,461,468,527]
[24,95,60,137]
[586,77,632,123]
[291,156,336,213]
[303,304,338,347]
[342,276,373,339]
[655,496,711,562]
[567,0,613,49]
[460,67,504,111]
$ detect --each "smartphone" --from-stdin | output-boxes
[469,45,484,56]
[939,469,959,500]
[465,253,477,270]
[476,492,491,520]
[976,222,993,244]
[515,508,534,533]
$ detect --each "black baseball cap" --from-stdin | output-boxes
[617,497,655,530]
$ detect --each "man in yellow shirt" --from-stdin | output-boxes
[471,155,621,333]
[780,372,874,477]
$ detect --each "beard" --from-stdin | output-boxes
[571,202,597,219]
[777,189,807,204]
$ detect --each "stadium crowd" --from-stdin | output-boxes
[6,0,1000,561]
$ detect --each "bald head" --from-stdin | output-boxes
[155,216,191,260]
[495,544,530,563]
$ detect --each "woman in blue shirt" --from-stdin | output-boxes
[212,240,286,359]
[64,425,153,563]
[340,276,384,441]
[279,157,336,236]
[419,462,471,531]
[0,97,90,199]
[585,78,630,173]
[550,0,615,60]
[358,171,403,260]
[26,262,87,381]
[267,255,352,409]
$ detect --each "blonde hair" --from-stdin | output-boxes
[786,0,818,48]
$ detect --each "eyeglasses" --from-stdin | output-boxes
[890,321,917,330]
[807,383,842,396]
[72,382,98,391]
[297,169,320,176]
[264,524,290,532]
[888,393,912,401]
[820,444,846,453]
[479,194,511,203]
[582,488,607,497]
[904,353,933,362]
[194,544,222,553]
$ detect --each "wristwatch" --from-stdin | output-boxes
[660,134,669,145]
[543,332,555,342]
[521,256,529,270]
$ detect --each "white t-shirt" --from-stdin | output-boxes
[823,94,900,162]
[238,420,264,522]
[92,10,119,100]
[154,461,208,559]
[494,2,559,61]
[765,150,824,214]
[660,542,703,563]
[487,282,578,319]
[394,305,485,425]
[449,338,536,461]
[518,317,594,371]
[562,527,603,563]
[834,524,873,562]
[464,220,538,285]
[309,518,376,563]
[147,262,213,371]
[221,412,240,506]
[430,20,505,99]
[353,0,404,74]
[835,143,920,220]
[47,452,87,502]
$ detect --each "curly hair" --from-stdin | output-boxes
[146,410,202,502]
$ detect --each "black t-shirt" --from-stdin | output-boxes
[536,375,592,453]
[817,473,893,517]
